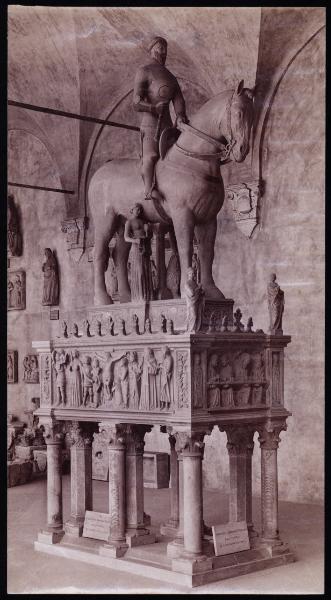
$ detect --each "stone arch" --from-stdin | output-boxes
[252,25,325,180]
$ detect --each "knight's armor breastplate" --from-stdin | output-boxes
[141,64,178,129]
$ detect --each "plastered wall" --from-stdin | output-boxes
[8,6,325,504]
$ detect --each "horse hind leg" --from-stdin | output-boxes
[195,219,225,300]
[113,222,131,303]
[172,209,195,297]
[93,212,118,306]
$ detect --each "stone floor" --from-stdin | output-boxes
[7,475,324,594]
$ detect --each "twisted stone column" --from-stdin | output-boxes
[124,424,156,547]
[38,418,64,544]
[258,420,287,549]
[65,422,93,537]
[223,425,258,539]
[99,424,128,558]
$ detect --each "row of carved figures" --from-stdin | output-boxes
[51,347,174,412]
[193,351,267,410]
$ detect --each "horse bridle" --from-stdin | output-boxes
[174,92,236,163]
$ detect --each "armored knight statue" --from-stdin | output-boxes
[133,36,188,202]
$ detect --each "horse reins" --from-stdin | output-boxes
[174,91,236,163]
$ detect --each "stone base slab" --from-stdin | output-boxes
[126,530,156,547]
[100,542,128,558]
[172,554,213,574]
[167,538,184,558]
[37,529,64,545]
[34,536,295,588]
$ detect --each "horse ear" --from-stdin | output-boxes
[236,80,244,95]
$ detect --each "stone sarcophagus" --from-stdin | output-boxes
[33,308,289,428]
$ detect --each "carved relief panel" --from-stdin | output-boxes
[40,354,52,406]
[8,270,25,310]
[47,345,177,414]
[206,349,267,410]
[192,350,207,410]
[7,350,18,383]
[23,354,39,383]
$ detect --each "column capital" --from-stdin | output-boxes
[68,421,92,448]
[98,422,126,449]
[39,417,64,444]
[257,419,287,450]
[173,429,211,456]
[221,425,255,455]
[123,424,152,454]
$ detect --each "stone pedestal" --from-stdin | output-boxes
[224,425,258,540]
[99,424,128,558]
[65,423,93,537]
[124,425,156,547]
[161,434,179,537]
[38,419,64,544]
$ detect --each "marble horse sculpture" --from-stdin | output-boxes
[89,81,254,306]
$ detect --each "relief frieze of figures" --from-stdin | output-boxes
[49,346,174,412]
[204,350,268,410]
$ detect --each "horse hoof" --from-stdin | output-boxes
[203,285,225,300]
[94,294,114,306]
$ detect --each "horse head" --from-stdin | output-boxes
[228,80,255,163]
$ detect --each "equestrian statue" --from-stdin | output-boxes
[89,37,255,306]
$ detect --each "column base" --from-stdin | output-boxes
[99,541,128,558]
[171,552,213,575]
[256,537,289,557]
[126,528,156,547]
[160,520,179,537]
[167,536,184,558]
[64,518,84,537]
[38,528,64,545]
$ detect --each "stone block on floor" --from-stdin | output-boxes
[7,460,33,487]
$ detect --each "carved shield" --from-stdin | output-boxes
[159,127,180,159]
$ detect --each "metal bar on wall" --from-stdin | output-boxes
[8,100,140,132]
[8,182,75,195]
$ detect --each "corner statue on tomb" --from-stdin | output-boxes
[33,35,294,587]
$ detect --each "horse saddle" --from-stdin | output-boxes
[159,127,181,160]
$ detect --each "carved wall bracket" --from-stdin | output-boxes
[226,180,263,238]
[61,216,88,262]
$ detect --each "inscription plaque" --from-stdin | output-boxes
[212,521,250,556]
[82,510,111,542]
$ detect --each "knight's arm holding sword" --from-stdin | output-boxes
[133,36,188,202]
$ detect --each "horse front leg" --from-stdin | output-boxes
[172,210,194,297]
[93,213,117,306]
[195,218,225,300]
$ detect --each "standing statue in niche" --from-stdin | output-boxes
[140,348,159,410]
[272,353,281,405]
[234,352,251,406]
[112,357,129,408]
[133,36,188,202]
[159,346,173,410]
[42,248,59,306]
[128,351,142,410]
[124,203,154,301]
[7,194,21,257]
[69,350,83,407]
[251,352,264,405]
[52,349,68,406]
[184,267,205,332]
[207,354,221,408]
[219,354,234,408]
[267,273,284,334]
